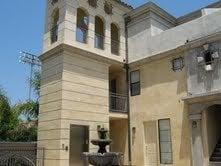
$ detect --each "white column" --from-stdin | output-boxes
[190,113,204,166]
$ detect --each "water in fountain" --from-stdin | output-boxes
[83,127,123,166]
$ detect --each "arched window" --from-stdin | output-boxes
[111,23,120,55]
[76,8,89,43]
[95,16,105,49]
[51,8,59,43]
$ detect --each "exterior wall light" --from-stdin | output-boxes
[197,43,220,72]
[202,44,218,71]
[171,57,184,72]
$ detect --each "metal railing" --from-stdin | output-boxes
[50,25,58,44]
[109,93,127,113]
[0,142,44,166]
[76,27,88,43]
[95,33,104,49]
[111,39,120,55]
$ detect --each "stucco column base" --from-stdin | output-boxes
[190,113,204,166]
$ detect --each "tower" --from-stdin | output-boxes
[38,0,132,166]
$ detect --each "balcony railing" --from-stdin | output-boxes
[50,25,58,44]
[76,27,88,43]
[109,93,127,113]
[95,33,104,49]
[111,39,120,55]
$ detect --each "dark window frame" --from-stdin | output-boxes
[130,70,140,96]
[158,118,173,164]
[171,57,184,72]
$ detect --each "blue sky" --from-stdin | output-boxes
[0,0,218,104]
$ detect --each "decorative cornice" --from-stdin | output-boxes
[126,2,177,26]
[177,0,221,25]
[40,43,124,67]
[182,90,221,104]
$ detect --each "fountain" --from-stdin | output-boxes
[83,127,123,166]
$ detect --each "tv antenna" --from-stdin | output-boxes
[19,51,41,100]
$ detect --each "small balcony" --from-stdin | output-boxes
[50,25,58,44]
[111,40,120,55]
[76,27,88,43]
[95,33,104,50]
[109,93,127,113]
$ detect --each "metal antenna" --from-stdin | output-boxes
[19,51,41,100]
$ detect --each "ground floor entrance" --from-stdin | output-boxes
[69,125,89,166]
[184,93,221,166]
[109,119,128,165]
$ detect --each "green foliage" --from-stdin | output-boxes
[0,71,41,142]
[0,88,19,141]
[0,87,38,142]
[15,71,41,121]
[9,124,37,142]
[15,101,39,121]
[31,71,41,98]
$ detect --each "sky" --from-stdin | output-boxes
[0,0,218,104]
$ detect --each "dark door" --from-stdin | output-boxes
[69,125,89,166]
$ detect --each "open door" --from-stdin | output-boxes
[144,121,158,166]
[69,125,89,166]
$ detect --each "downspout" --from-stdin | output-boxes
[124,15,132,166]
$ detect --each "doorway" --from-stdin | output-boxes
[69,125,89,166]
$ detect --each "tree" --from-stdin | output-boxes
[0,77,40,142]
[0,88,19,141]
[16,71,40,121]
[0,71,41,142]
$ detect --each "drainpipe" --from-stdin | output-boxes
[124,15,132,166]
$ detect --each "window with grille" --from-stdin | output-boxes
[158,119,173,164]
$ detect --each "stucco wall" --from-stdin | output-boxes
[129,55,191,166]
[38,49,111,166]
[128,10,221,63]
[60,50,110,166]
[38,54,63,166]
[110,119,129,165]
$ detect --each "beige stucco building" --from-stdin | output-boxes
[38,0,221,166]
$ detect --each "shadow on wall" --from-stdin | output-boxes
[205,105,221,157]
[187,43,221,93]
[179,103,192,161]
[140,55,187,96]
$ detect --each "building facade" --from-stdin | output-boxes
[38,0,221,166]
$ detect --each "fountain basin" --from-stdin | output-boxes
[83,152,123,166]
[91,139,112,154]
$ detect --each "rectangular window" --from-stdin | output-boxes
[130,70,140,96]
[158,119,173,164]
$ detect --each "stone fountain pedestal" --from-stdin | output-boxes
[82,127,124,166]
[83,152,123,166]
